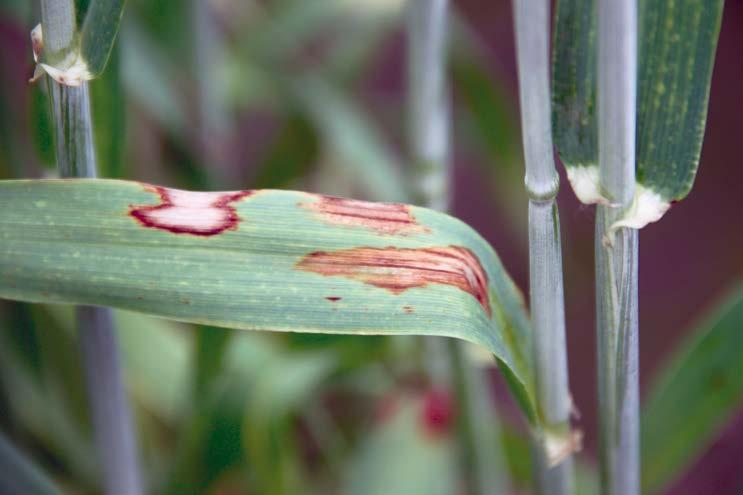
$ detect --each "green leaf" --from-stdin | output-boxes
[120,21,187,138]
[37,0,125,83]
[642,287,743,493]
[30,85,56,170]
[0,433,63,495]
[192,325,231,401]
[90,42,125,178]
[0,310,97,485]
[552,0,723,227]
[78,0,126,77]
[243,350,338,495]
[0,178,537,429]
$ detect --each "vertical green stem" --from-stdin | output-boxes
[407,1,508,493]
[596,0,639,493]
[41,2,143,494]
[513,0,574,492]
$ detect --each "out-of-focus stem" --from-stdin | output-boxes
[0,432,62,495]
[407,2,509,494]
[41,1,143,493]
[406,0,451,211]
[596,0,640,493]
[513,0,574,492]
[77,307,144,495]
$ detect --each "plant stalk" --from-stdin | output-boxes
[407,1,509,493]
[41,1,144,493]
[596,0,640,493]
[406,0,451,211]
[513,0,574,492]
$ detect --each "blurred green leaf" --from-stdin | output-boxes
[253,113,320,189]
[243,350,338,495]
[450,45,520,176]
[0,433,63,495]
[163,333,276,495]
[90,42,125,178]
[120,21,187,138]
[343,393,457,495]
[193,326,231,401]
[113,311,192,422]
[295,77,409,202]
[247,0,401,65]
[0,0,31,23]
[642,287,743,493]
[0,312,97,485]
[165,333,333,495]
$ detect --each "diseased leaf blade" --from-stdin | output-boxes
[642,287,743,493]
[0,178,537,426]
[552,0,723,218]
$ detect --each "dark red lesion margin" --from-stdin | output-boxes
[296,245,491,317]
[129,184,254,236]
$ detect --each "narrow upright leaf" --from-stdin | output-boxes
[552,0,723,229]
[642,287,743,493]
[34,0,125,85]
[77,0,126,77]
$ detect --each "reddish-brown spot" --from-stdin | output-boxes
[325,296,342,302]
[296,245,491,316]
[129,184,253,236]
[301,195,429,235]
[403,305,415,314]
[420,389,454,438]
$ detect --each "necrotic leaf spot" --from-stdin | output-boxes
[129,184,253,236]
[301,195,429,235]
[296,245,491,316]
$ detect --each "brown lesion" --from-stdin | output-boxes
[296,245,491,317]
[129,184,253,236]
[300,195,429,235]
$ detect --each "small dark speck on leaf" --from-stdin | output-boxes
[403,306,414,313]
[326,296,342,302]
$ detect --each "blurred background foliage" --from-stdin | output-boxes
[0,0,742,494]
